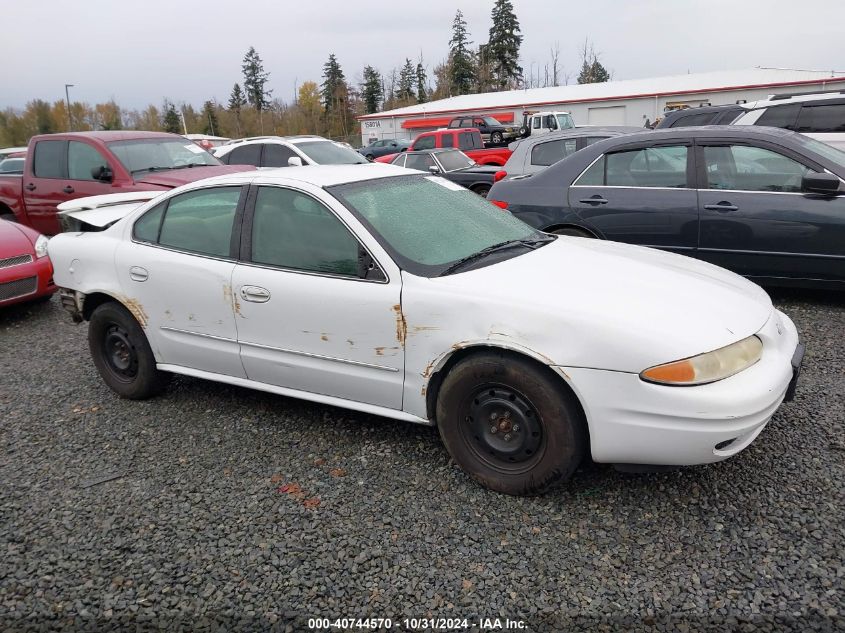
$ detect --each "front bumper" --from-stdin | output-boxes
[556,309,801,466]
[0,254,56,307]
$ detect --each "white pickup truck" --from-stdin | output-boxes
[519,111,575,137]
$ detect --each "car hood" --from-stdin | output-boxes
[135,164,255,188]
[423,237,773,372]
[454,165,501,176]
[0,220,36,256]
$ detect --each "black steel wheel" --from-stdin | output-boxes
[89,302,169,399]
[473,184,491,198]
[437,351,586,495]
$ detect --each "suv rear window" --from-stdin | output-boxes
[755,104,800,129]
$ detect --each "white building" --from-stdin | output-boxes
[358,67,845,145]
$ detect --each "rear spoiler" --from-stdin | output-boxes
[57,191,162,232]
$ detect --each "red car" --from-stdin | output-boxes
[375,128,511,166]
[0,219,56,307]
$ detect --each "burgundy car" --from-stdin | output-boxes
[0,219,56,307]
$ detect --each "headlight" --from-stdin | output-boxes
[34,234,49,258]
[640,335,762,386]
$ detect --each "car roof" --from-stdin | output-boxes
[36,130,183,142]
[194,163,412,188]
[590,125,801,145]
[510,126,640,150]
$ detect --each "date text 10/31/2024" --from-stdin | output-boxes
[308,617,527,630]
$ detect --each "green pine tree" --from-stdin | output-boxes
[395,58,416,102]
[162,101,181,134]
[449,10,476,96]
[416,60,428,103]
[228,83,246,136]
[321,54,352,137]
[487,0,523,90]
[241,46,272,112]
[201,100,220,136]
[360,65,383,114]
[577,40,611,84]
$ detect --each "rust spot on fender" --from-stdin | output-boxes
[421,385,427,397]
[222,283,232,303]
[422,359,436,378]
[347,339,355,346]
[412,325,439,333]
[320,334,329,342]
[375,347,385,356]
[391,304,407,345]
[121,297,148,328]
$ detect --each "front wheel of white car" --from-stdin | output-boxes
[89,302,169,399]
[437,352,586,495]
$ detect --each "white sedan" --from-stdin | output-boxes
[48,164,803,495]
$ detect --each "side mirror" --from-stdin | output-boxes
[91,165,113,182]
[802,172,840,194]
[400,147,408,152]
[288,156,303,167]
[428,165,441,174]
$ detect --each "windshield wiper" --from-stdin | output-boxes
[130,166,176,175]
[439,236,554,276]
[171,162,211,169]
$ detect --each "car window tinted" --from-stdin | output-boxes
[702,145,813,193]
[574,156,605,186]
[33,140,66,178]
[458,132,479,150]
[133,201,166,242]
[263,144,297,167]
[795,104,845,133]
[414,135,435,150]
[68,141,108,180]
[158,187,240,257]
[459,119,473,128]
[251,187,358,276]
[405,154,436,171]
[228,144,262,166]
[605,146,688,187]
[668,111,715,127]
[531,139,577,166]
[390,154,406,167]
[755,103,800,130]
[441,134,454,148]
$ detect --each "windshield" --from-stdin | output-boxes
[0,158,24,173]
[556,114,574,130]
[295,141,368,164]
[108,138,220,175]
[483,117,503,127]
[329,175,542,276]
[437,150,476,172]
[795,135,845,171]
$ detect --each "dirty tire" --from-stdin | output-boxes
[473,184,491,198]
[491,131,504,145]
[365,154,375,161]
[518,126,529,137]
[437,351,585,495]
[551,227,594,238]
[89,302,169,400]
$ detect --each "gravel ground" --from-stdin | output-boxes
[0,290,843,632]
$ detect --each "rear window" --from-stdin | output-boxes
[458,132,481,150]
[227,144,261,166]
[33,140,66,178]
[414,135,436,150]
[755,104,800,130]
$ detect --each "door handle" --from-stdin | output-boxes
[703,202,738,212]
[578,195,608,205]
[24,183,36,191]
[240,285,271,303]
[63,186,75,194]
[129,266,148,282]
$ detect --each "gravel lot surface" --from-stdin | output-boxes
[1,290,843,632]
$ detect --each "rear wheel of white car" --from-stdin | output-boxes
[89,302,169,399]
[437,352,585,495]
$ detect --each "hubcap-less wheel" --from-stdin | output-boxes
[103,324,138,382]
[461,384,545,474]
[491,132,503,145]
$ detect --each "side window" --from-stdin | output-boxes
[582,136,607,148]
[795,104,845,133]
[227,144,262,166]
[32,140,66,178]
[755,104,800,130]
[459,119,473,128]
[441,134,454,148]
[458,132,478,150]
[531,139,577,166]
[404,154,435,171]
[605,146,688,188]
[68,141,109,180]
[474,119,486,127]
[133,201,166,243]
[390,154,406,167]
[158,187,241,257]
[702,145,812,193]
[263,144,298,168]
[251,187,359,276]
[669,111,715,127]
[574,156,605,186]
[414,135,435,150]
[532,117,541,130]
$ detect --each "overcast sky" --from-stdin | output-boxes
[4,0,843,111]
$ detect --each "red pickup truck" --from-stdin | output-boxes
[375,128,511,166]
[0,131,255,235]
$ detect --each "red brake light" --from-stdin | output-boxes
[494,170,507,182]
[490,200,509,210]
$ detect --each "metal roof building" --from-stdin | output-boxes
[358,67,845,144]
